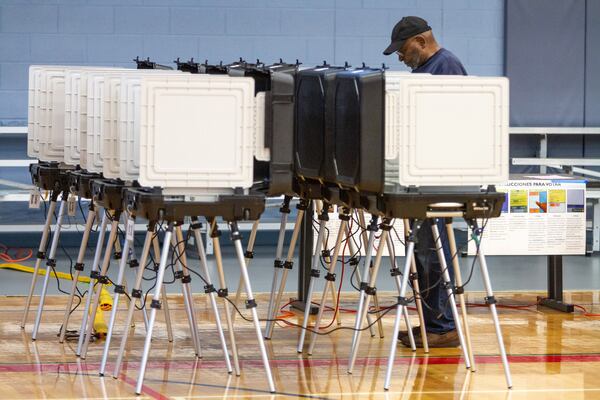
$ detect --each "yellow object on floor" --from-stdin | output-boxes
[2,262,114,338]
[0,262,92,283]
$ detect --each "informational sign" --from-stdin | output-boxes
[313,205,405,257]
[469,178,586,255]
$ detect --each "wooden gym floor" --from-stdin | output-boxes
[3,291,600,399]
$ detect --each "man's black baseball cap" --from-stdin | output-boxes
[383,16,431,55]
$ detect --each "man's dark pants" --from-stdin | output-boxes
[412,218,456,334]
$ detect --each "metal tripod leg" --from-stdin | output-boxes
[446,218,474,369]
[307,208,351,355]
[385,234,416,352]
[79,210,122,359]
[431,220,471,369]
[21,193,57,329]
[348,216,378,364]
[191,217,232,373]
[210,220,241,376]
[229,221,276,393]
[99,214,134,375]
[383,220,420,390]
[151,235,166,336]
[75,210,108,355]
[358,211,384,338]
[264,196,292,338]
[403,219,429,353]
[345,223,376,338]
[315,202,339,325]
[31,194,68,340]
[468,219,512,388]
[265,199,308,339]
[113,223,155,378]
[59,204,96,343]
[173,225,202,358]
[231,219,260,323]
[348,219,389,373]
[297,206,329,353]
[135,222,174,395]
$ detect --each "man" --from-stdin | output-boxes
[383,16,467,348]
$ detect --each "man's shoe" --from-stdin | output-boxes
[401,329,459,348]
[397,326,422,341]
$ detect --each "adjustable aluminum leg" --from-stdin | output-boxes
[231,219,260,323]
[403,219,429,353]
[31,194,67,340]
[446,218,475,369]
[348,219,389,374]
[383,221,420,390]
[358,210,384,338]
[345,223,376,338]
[173,225,202,358]
[431,220,471,369]
[152,235,168,337]
[265,199,308,339]
[21,193,57,329]
[210,220,241,376]
[264,196,292,338]
[76,210,108,356]
[100,214,134,376]
[113,223,155,378]
[385,234,416,352]
[229,221,275,393]
[79,210,122,359]
[348,215,378,363]
[59,203,96,343]
[307,207,351,355]
[191,217,232,374]
[468,219,512,388]
[297,206,329,353]
[135,222,174,395]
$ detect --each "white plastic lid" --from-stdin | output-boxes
[394,75,509,186]
[138,74,255,197]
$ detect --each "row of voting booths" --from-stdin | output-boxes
[23,57,511,394]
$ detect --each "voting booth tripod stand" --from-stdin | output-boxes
[265,190,394,344]
[345,197,512,390]
[21,163,71,339]
[120,190,275,394]
[262,193,386,341]
[73,179,147,359]
[293,204,413,355]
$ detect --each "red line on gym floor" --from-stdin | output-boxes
[1,353,600,374]
[120,375,170,400]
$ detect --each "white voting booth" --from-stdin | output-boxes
[384,72,509,187]
[322,72,510,253]
[137,74,268,198]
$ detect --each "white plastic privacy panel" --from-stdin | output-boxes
[103,75,125,179]
[138,75,255,196]
[384,71,429,161]
[396,76,509,186]
[117,71,184,181]
[119,76,142,181]
[27,65,71,160]
[74,67,130,170]
[64,70,83,166]
[39,70,67,162]
[27,66,44,158]
[254,91,270,162]
[86,74,105,173]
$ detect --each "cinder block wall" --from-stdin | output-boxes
[0,0,504,125]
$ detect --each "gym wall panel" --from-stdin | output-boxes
[0,0,505,125]
[506,0,586,127]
